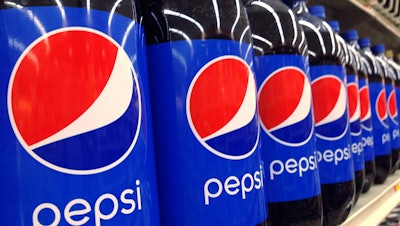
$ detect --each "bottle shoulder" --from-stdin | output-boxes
[143,0,251,44]
[245,0,308,56]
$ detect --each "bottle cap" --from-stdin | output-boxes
[358,38,371,48]
[328,20,340,33]
[386,50,394,59]
[341,30,359,42]
[308,5,326,19]
[371,44,385,55]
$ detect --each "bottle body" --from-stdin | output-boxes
[372,47,400,174]
[337,31,365,204]
[144,1,267,225]
[358,59,377,193]
[283,2,356,225]
[341,30,377,193]
[0,1,160,225]
[245,1,322,225]
[359,43,392,184]
[386,55,400,173]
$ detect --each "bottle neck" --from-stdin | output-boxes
[360,46,372,54]
[290,1,308,14]
[347,40,360,50]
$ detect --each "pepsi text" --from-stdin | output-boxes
[33,180,142,226]
[269,152,318,180]
[204,164,264,205]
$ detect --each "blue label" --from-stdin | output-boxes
[347,74,364,171]
[369,82,391,156]
[254,54,320,202]
[310,65,354,184]
[396,86,400,126]
[0,7,160,226]
[147,40,267,226]
[359,78,375,162]
[386,83,400,149]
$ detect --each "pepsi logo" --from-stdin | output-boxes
[8,27,141,175]
[347,82,361,135]
[312,75,349,140]
[376,90,389,128]
[360,86,372,130]
[186,56,259,160]
[258,67,314,146]
[388,90,399,125]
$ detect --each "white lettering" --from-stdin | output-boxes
[351,142,364,156]
[33,181,142,226]
[269,154,318,180]
[383,133,391,144]
[362,136,374,148]
[64,199,91,225]
[204,165,263,205]
[33,203,61,226]
[317,145,351,165]
[393,129,400,140]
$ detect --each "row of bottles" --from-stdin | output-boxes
[1,0,400,225]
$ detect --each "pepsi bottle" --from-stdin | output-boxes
[142,1,268,225]
[0,1,161,225]
[386,50,400,150]
[328,20,365,205]
[341,29,376,193]
[358,38,392,184]
[371,44,400,173]
[282,1,356,225]
[244,1,322,225]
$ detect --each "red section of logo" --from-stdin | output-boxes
[389,91,398,118]
[312,77,342,124]
[360,87,371,120]
[189,57,249,139]
[377,90,388,121]
[259,68,305,130]
[11,30,116,146]
[347,83,359,119]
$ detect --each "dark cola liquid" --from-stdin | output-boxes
[362,160,376,192]
[245,1,322,225]
[321,180,355,225]
[0,0,136,18]
[375,154,392,183]
[144,0,251,44]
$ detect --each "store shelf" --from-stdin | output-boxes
[341,171,400,226]
[308,0,400,52]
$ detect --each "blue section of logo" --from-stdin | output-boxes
[147,40,267,226]
[359,78,375,162]
[0,7,160,225]
[269,113,314,144]
[370,82,392,156]
[310,65,354,184]
[205,116,259,157]
[254,54,321,202]
[33,96,139,170]
[316,113,349,139]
